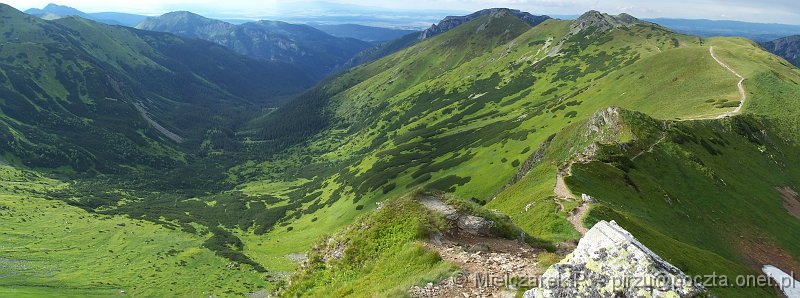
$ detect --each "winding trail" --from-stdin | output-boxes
[709,46,747,119]
[631,132,666,161]
[553,163,591,235]
[568,204,590,236]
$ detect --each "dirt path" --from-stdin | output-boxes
[631,132,666,161]
[680,47,747,121]
[710,46,746,119]
[553,164,575,200]
[412,235,542,298]
[567,204,590,236]
[551,163,591,236]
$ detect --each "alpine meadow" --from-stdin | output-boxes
[2,2,800,298]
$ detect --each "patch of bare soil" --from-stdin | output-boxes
[737,234,800,278]
[777,186,800,220]
[410,234,544,298]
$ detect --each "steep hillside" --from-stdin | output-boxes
[247,10,800,296]
[0,4,314,172]
[135,12,371,78]
[234,9,727,269]
[761,35,800,67]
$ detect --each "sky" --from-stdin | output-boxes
[9,0,800,25]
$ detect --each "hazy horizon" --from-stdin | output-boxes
[10,0,800,26]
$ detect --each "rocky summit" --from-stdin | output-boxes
[524,221,707,298]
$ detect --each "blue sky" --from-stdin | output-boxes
[10,0,800,25]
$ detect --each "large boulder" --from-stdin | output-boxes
[524,220,706,298]
[456,215,495,236]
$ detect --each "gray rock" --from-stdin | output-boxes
[457,215,495,236]
[581,193,597,203]
[466,244,491,253]
[570,10,650,34]
[419,196,459,220]
[524,220,707,298]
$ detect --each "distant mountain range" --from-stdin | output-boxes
[345,9,550,68]
[24,3,146,26]
[22,3,800,45]
[0,4,314,171]
[135,11,372,79]
[645,18,800,42]
[309,23,417,44]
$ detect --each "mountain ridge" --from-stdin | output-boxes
[0,4,314,171]
[419,8,550,39]
[24,3,147,26]
[135,11,371,79]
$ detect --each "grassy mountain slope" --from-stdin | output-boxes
[250,10,800,296]
[242,11,729,258]
[0,4,313,172]
[567,115,800,297]
[488,35,800,297]
[6,6,800,297]
[135,12,371,79]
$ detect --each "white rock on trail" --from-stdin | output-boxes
[524,220,706,298]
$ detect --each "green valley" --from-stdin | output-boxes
[2,3,800,297]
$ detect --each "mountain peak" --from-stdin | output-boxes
[420,8,550,40]
[572,10,646,33]
[135,11,233,31]
[43,3,71,9]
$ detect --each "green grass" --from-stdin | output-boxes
[0,164,270,297]
[6,8,800,297]
[281,193,456,297]
[562,115,800,297]
[231,14,800,279]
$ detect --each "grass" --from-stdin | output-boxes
[6,8,800,297]
[563,115,800,297]
[0,164,270,297]
[233,14,800,280]
[281,193,456,297]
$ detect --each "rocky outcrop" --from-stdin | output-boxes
[524,220,707,298]
[420,8,550,40]
[571,10,650,34]
[419,196,496,236]
[456,215,495,236]
[584,107,624,140]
